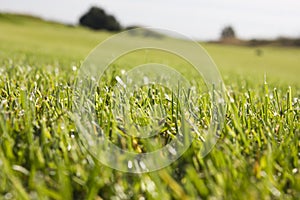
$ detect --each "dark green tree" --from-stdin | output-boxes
[79,7,121,31]
[221,26,236,39]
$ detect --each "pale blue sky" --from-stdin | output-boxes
[1,0,300,40]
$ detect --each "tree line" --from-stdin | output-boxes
[79,6,236,39]
[79,6,300,47]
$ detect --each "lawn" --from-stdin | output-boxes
[0,13,299,199]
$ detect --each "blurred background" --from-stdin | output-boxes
[1,0,300,40]
[0,0,299,84]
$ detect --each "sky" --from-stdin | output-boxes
[1,0,300,40]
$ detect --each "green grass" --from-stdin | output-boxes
[203,44,300,85]
[0,13,299,199]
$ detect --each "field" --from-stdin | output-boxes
[0,13,299,199]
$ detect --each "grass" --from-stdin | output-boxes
[0,13,299,199]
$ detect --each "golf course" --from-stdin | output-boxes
[0,13,299,199]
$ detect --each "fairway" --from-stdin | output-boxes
[0,13,299,199]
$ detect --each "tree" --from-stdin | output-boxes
[79,7,121,31]
[221,26,236,39]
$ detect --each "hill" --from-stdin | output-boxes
[1,13,299,85]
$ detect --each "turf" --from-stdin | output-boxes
[0,13,299,199]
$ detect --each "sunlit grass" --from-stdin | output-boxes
[0,13,299,199]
